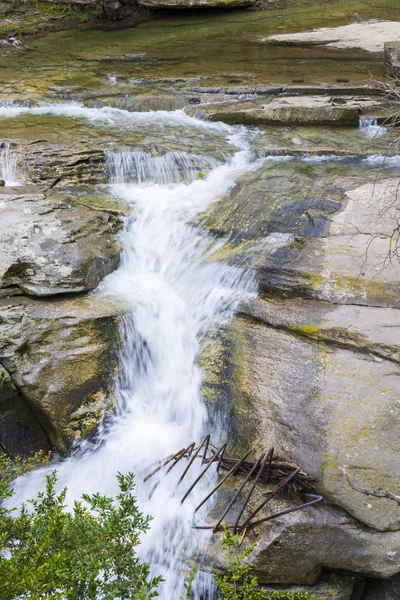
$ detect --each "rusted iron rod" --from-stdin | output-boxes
[241,467,301,529]
[264,445,274,483]
[213,452,265,533]
[202,434,211,464]
[167,443,195,474]
[194,448,253,513]
[181,444,226,504]
[234,448,273,533]
[248,494,324,527]
[192,494,323,530]
[178,435,209,484]
[143,449,185,483]
[216,443,227,471]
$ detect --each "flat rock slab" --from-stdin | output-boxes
[240,177,400,309]
[241,296,400,363]
[210,103,360,126]
[0,188,122,297]
[265,20,400,53]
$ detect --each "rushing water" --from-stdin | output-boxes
[9,107,258,598]
[0,142,20,185]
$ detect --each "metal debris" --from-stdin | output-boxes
[143,436,323,535]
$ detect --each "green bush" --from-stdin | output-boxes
[0,454,161,600]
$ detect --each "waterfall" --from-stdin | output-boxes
[359,116,386,139]
[107,151,221,186]
[9,109,258,598]
[0,142,21,186]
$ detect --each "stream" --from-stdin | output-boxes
[1,1,400,596]
[7,107,259,598]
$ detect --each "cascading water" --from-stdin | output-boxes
[0,142,20,185]
[9,107,259,598]
[359,116,387,138]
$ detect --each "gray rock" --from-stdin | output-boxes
[210,105,360,126]
[0,295,126,452]
[0,188,123,297]
[252,572,358,599]
[202,487,400,583]
[222,312,400,531]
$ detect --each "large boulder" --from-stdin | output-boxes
[0,187,123,297]
[0,295,125,452]
[227,298,400,532]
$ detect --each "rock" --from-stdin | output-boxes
[0,188,123,297]
[202,484,400,583]
[252,572,358,600]
[0,295,126,452]
[241,297,400,364]
[210,104,360,126]
[138,0,254,8]
[264,21,400,53]
[0,364,50,458]
[217,309,400,531]
[206,176,400,309]
[384,42,400,77]
[363,574,400,599]
[200,161,347,240]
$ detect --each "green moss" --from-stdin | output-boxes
[0,0,103,38]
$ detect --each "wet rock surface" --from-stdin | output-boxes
[0,187,123,297]
[202,480,400,583]
[0,295,125,452]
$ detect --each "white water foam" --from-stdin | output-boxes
[359,117,387,139]
[0,103,232,134]
[0,142,21,186]
[9,112,258,598]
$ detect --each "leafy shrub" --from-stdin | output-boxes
[0,454,161,600]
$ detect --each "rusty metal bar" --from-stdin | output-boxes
[166,443,195,474]
[143,448,185,483]
[181,444,226,504]
[178,435,209,484]
[216,443,227,471]
[194,448,253,513]
[240,467,301,530]
[213,452,265,532]
[247,494,324,528]
[234,447,273,533]
[202,434,211,464]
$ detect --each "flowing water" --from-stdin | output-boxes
[2,0,400,592]
[9,107,259,598]
[0,142,20,185]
